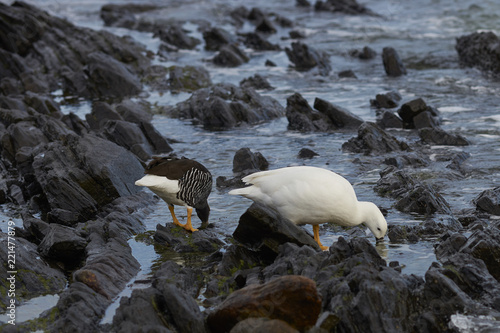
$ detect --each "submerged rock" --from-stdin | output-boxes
[154,223,225,253]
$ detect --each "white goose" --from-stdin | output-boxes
[229,166,387,250]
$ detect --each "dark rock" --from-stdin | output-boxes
[114,99,153,124]
[342,122,409,155]
[0,233,66,308]
[22,213,50,243]
[418,127,470,146]
[413,111,440,129]
[168,83,284,130]
[314,0,376,15]
[155,24,201,50]
[216,147,269,189]
[289,30,306,39]
[474,187,500,215]
[375,168,453,216]
[233,203,320,262]
[154,223,225,253]
[240,74,274,90]
[207,275,321,333]
[297,148,319,159]
[153,261,204,299]
[101,120,155,161]
[384,153,430,169]
[397,98,440,129]
[232,147,269,175]
[167,65,212,92]
[286,93,363,132]
[213,44,249,67]
[203,27,236,51]
[338,69,357,78]
[382,47,407,77]
[32,133,144,225]
[376,110,403,129]
[255,17,277,34]
[86,101,123,131]
[158,284,208,333]
[313,97,364,128]
[370,91,402,109]
[86,52,142,99]
[248,8,265,22]
[37,224,87,264]
[111,288,171,333]
[100,4,158,28]
[242,32,281,51]
[285,42,331,76]
[350,46,377,60]
[456,31,500,74]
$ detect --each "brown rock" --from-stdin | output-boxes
[207,275,321,332]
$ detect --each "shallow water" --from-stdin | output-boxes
[2,0,500,327]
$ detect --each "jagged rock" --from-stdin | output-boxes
[152,261,204,299]
[383,153,430,169]
[233,203,320,262]
[418,127,470,146]
[397,98,440,129]
[242,32,281,51]
[370,91,402,109]
[32,133,144,225]
[285,42,331,76]
[203,27,236,51]
[382,47,407,77]
[375,167,453,216]
[376,110,403,129]
[168,83,284,130]
[85,52,142,99]
[213,44,249,67]
[240,74,274,90]
[474,187,500,216]
[286,93,363,132]
[207,275,321,332]
[342,122,409,155]
[456,31,500,74]
[255,17,277,34]
[155,24,201,50]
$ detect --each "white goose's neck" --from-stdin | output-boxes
[356,201,377,225]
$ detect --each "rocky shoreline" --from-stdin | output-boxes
[1,1,500,332]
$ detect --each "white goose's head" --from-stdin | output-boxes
[359,201,388,241]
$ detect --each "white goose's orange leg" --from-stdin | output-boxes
[183,207,198,232]
[313,225,329,251]
[169,205,185,227]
